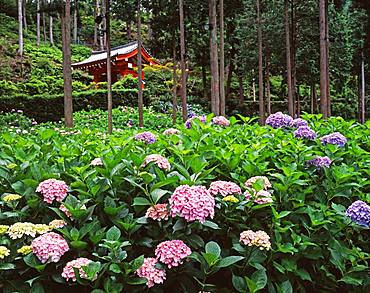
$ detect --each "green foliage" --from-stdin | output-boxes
[0,111,369,291]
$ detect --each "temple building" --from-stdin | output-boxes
[72,41,158,83]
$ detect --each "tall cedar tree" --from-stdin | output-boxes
[138,0,144,127]
[179,0,187,120]
[257,0,265,124]
[219,0,225,115]
[285,0,294,117]
[319,0,329,118]
[106,0,113,133]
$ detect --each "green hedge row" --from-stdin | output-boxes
[0,89,139,122]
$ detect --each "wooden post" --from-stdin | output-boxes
[137,0,144,127]
[106,0,112,133]
[285,0,294,117]
[265,45,271,116]
[37,0,40,47]
[257,0,265,124]
[179,0,187,120]
[219,0,225,115]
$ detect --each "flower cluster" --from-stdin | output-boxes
[0,225,9,234]
[294,126,317,140]
[185,115,206,129]
[59,204,72,218]
[208,181,241,197]
[36,179,68,204]
[31,232,69,263]
[163,128,180,135]
[17,245,32,255]
[7,222,51,239]
[142,154,171,171]
[62,257,93,282]
[146,204,170,221]
[155,240,192,268]
[135,132,156,144]
[90,158,103,166]
[345,200,370,227]
[244,190,273,204]
[320,132,347,147]
[136,257,167,288]
[307,156,332,169]
[169,185,215,223]
[2,194,22,202]
[49,219,67,229]
[245,176,272,190]
[240,230,271,250]
[222,195,239,203]
[0,246,10,259]
[291,118,308,128]
[212,116,230,127]
[265,112,293,128]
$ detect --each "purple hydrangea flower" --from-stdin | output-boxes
[135,132,156,144]
[294,126,317,140]
[320,132,347,147]
[265,112,293,129]
[185,115,206,129]
[345,200,370,227]
[291,118,308,128]
[307,156,332,169]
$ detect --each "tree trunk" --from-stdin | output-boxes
[291,0,297,116]
[296,85,301,116]
[105,0,112,133]
[18,0,23,57]
[42,10,47,42]
[209,0,220,116]
[325,0,331,116]
[61,0,73,127]
[172,45,178,124]
[22,0,27,30]
[265,45,271,115]
[225,61,233,100]
[98,0,104,50]
[37,0,40,46]
[127,21,132,39]
[360,51,365,123]
[313,84,318,114]
[102,0,106,48]
[202,64,207,100]
[257,0,265,124]
[94,0,98,46]
[252,77,256,102]
[238,74,244,106]
[73,0,78,43]
[285,0,294,117]
[137,0,144,127]
[219,0,225,116]
[49,15,54,45]
[179,0,187,120]
[319,0,328,119]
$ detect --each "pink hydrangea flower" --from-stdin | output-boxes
[155,240,192,268]
[135,132,156,144]
[59,204,72,218]
[146,204,170,221]
[169,185,215,223]
[245,176,272,190]
[212,116,230,126]
[136,257,166,288]
[31,232,69,263]
[142,154,171,171]
[90,158,103,166]
[62,257,92,282]
[244,190,273,204]
[36,179,68,204]
[240,230,271,250]
[208,181,241,197]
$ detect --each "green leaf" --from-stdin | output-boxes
[296,268,312,281]
[251,269,267,291]
[201,252,219,266]
[205,241,221,258]
[70,240,88,249]
[30,282,44,293]
[340,275,363,286]
[70,228,80,241]
[106,226,121,241]
[132,197,151,206]
[217,256,244,268]
[280,280,292,293]
[0,263,16,270]
[232,274,248,292]
[202,220,220,230]
[150,188,169,204]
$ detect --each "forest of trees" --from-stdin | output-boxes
[0,0,369,125]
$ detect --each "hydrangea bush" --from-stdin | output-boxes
[0,112,368,292]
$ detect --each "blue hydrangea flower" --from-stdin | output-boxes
[345,200,370,227]
[291,118,308,128]
[320,132,347,147]
[294,126,317,140]
[265,112,293,129]
[307,156,332,169]
[134,132,156,144]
